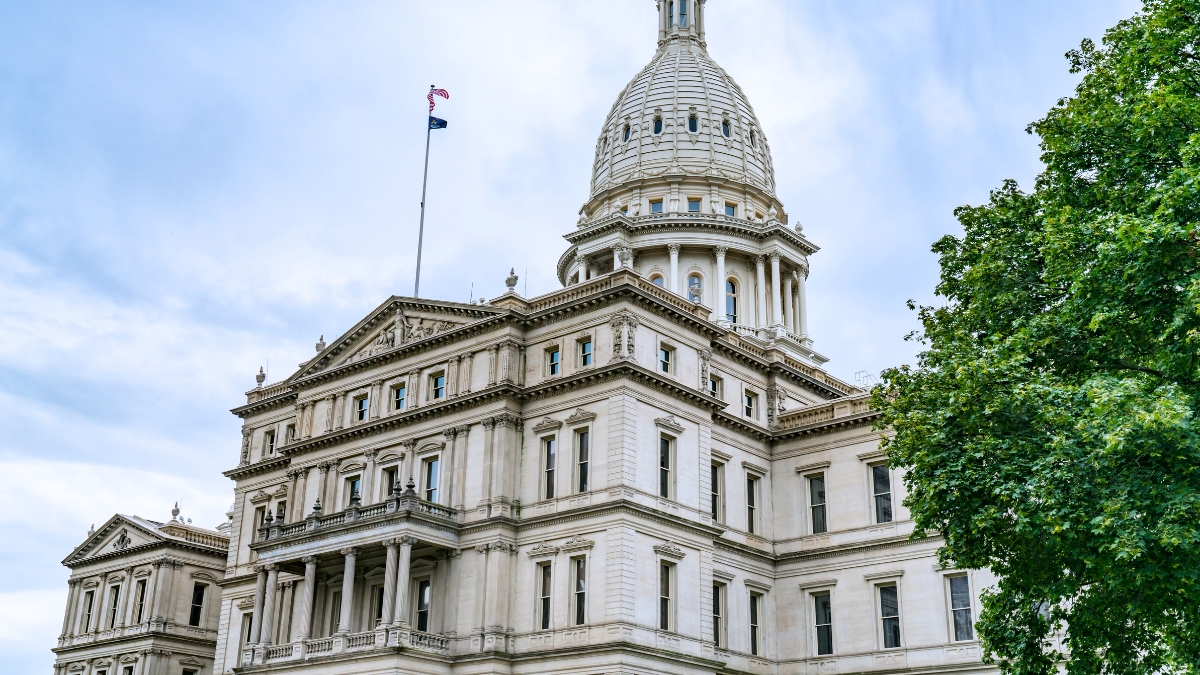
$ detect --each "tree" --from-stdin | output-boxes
[871,2,1200,673]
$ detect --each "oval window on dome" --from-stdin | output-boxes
[722,120,731,137]
[654,117,663,135]
[623,124,631,142]
[688,116,698,133]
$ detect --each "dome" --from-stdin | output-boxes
[586,0,776,215]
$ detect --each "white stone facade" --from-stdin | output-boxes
[53,2,999,674]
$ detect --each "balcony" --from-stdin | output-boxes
[56,620,218,649]
[242,628,450,668]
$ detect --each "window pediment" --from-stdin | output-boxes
[560,535,595,552]
[338,461,365,474]
[191,571,218,582]
[565,408,597,425]
[526,541,559,558]
[654,415,685,435]
[531,417,562,434]
[248,490,272,505]
[653,542,686,560]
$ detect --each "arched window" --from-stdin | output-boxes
[749,129,757,147]
[668,1,674,28]
[722,120,730,137]
[654,117,663,135]
[651,275,665,287]
[687,275,703,303]
[688,116,698,133]
[623,124,631,142]
[679,0,688,27]
[726,280,738,323]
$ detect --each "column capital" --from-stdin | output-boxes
[768,251,781,262]
[443,427,457,441]
[667,243,681,254]
[755,255,766,265]
[301,556,317,564]
[455,424,471,437]
[339,547,359,557]
[713,245,728,256]
[263,563,279,572]
[398,535,418,547]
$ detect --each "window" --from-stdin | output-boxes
[749,592,762,656]
[383,466,399,496]
[372,586,386,627]
[106,585,120,628]
[814,592,833,655]
[416,579,432,632]
[571,557,587,625]
[659,346,673,373]
[254,505,266,530]
[344,475,362,506]
[188,582,206,627]
[949,576,974,641]
[687,274,703,303]
[394,384,406,410]
[431,373,446,400]
[872,464,893,523]
[688,116,697,133]
[578,338,593,366]
[659,436,673,498]
[722,120,731,137]
[240,612,253,651]
[744,391,758,418]
[667,1,674,28]
[709,374,723,397]
[265,430,276,456]
[746,475,760,534]
[546,347,561,376]
[725,280,737,322]
[182,670,196,675]
[659,562,673,630]
[724,202,736,217]
[134,579,147,623]
[679,0,687,27]
[576,430,590,492]
[543,438,556,499]
[81,590,94,632]
[538,563,552,630]
[750,129,757,146]
[650,274,665,286]
[650,199,663,213]
[355,395,369,421]
[423,457,439,502]
[878,584,901,648]
[687,197,700,212]
[653,117,663,135]
[124,667,135,675]
[286,423,296,441]
[809,474,828,534]
[710,463,724,521]
[712,583,726,647]
[275,500,287,522]
[623,124,631,141]
[329,591,342,633]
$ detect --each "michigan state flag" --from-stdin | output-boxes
[429,116,448,130]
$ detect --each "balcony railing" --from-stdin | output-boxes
[243,628,450,668]
[258,492,457,545]
[775,393,873,431]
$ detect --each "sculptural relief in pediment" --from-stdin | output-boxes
[345,307,462,364]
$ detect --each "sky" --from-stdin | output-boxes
[0,1,1141,672]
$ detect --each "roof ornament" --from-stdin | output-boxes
[309,498,323,518]
[505,268,519,291]
[255,367,266,387]
[315,335,326,353]
[113,528,130,551]
[87,523,94,537]
[171,502,181,520]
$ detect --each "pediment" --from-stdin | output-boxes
[65,515,164,564]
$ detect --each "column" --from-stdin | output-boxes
[755,256,767,327]
[792,271,802,333]
[277,581,295,643]
[381,541,399,629]
[362,449,377,503]
[459,353,473,394]
[480,418,496,505]
[294,467,310,521]
[369,381,383,420]
[391,537,415,626]
[323,395,335,432]
[783,268,794,332]
[249,567,267,643]
[714,247,727,321]
[296,557,317,639]
[611,243,622,271]
[335,392,346,429]
[60,579,79,637]
[337,549,358,633]
[668,244,681,295]
[770,252,783,326]
[162,563,180,624]
[447,358,459,397]
[798,266,809,336]
[442,428,458,507]
[116,567,133,627]
[259,565,279,645]
[148,563,165,622]
[454,424,470,510]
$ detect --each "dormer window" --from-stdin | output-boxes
[688,115,697,133]
[653,117,663,135]
[722,120,731,137]
[623,124,631,141]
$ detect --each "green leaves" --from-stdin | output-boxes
[872,2,1200,672]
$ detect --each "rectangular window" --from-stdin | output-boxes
[725,203,736,217]
[679,0,687,27]
[546,347,561,376]
[383,466,399,496]
[275,500,286,522]
[809,474,828,534]
[744,392,757,418]
[416,579,432,632]
[134,579,147,623]
[329,591,342,633]
[749,592,761,656]
[579,339,593,366]
[394,384,406,410]
[188,583,206,627]
[355,395,369,421]
[710,463,724,522]
[747,475,760,534]
[879,584,901,648]
[543,438,556,499]
[687,198,700,212]
[423,457,439,502]
[107,586,120,628]
[872,464,893,523]
[659,346,672,373]
[576,430,590,493]
[572,557,587,626]
[286,423,296,441]
[538,563,552,630]
[344,476,362,506]
[814,592,833,655]
[949,575,975,641]
[650,199,664,214]
[431,374,446,399]
[81,590,94,632]
[659,436,672,499]
[372,586,386,627]
[659,563,673,631]
[712,583,725,648]
[265,430,276,456]
[709,375,722,397]
[124,666,135,675]
[240,613,253,651]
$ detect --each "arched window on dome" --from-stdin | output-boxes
[623,124,631,142]
[749,129,757,147]
[726,280,738,323]
[654,117,663,135]
[687,275,703,303]
[688,115,698,133]
[650,275,665,288]
[722,120,731,137]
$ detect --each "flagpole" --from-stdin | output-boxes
[413,114,433,299]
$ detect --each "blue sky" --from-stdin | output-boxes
[0,1,1140,671]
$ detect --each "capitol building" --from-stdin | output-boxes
[51,2,997,675]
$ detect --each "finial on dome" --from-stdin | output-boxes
[315,335,326,353]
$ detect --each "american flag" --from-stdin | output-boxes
[428,88,449,113]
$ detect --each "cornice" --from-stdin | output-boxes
[64,540,227,569]
[223,455,291,481]
[515,497,725,540]
[771,411,882,443]
[231,390,299,418]
[52,631,218,655]
[767,362,852,400]
[774,531,944,565]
